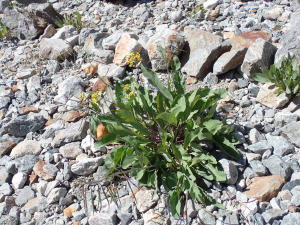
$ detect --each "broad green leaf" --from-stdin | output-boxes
[135,169,145,180]
[203,120,223,135]
[141,64,173,101]
[190,142,205,154]
[156,92,165,113]
[90,114,98,134]
[253,72,272,83]
[173,70,185,95]
[204,103,217,121]
[94,133,117,148]
[156,112,177,125]
[213,135,240,160]
[171,96,186,117]
[184,129,200,149]
[170,141,182,161]
[197,128,213,141]
[181,161,196,181]
[171,142,191,161]
[122,154,135,169]
[193,166,214,180]
[169,191,181,218]
[204,163,227,183]
[171,55,181,71]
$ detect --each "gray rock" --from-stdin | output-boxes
[102,32,122,50]
[52,25,78,40]
[59,142,83,159]
[21,196,48,214]
[0,215,18,225]
[47,188,67,204]
[0,0,9,13]
[262,209,287,224]
[181,29,227,78]
[244,167,258,179]
[97,63,126,78]
[15,186,36,206]
[0,183,12,196]
[47,60,60,74]
[79,28,99,46]
[204,73,218,85]
[213,48,247,75]
[280,121,300,147]
[0,97,10,109]
[9,206,20,221]
[39,38,73,60]
[282,180,300,191]
[241,38,277,78]
[71,157,104,175]
[248,140,273,155]
[63,162,72,181]
[249,128,265,144]
[2,113,46,137]
[0,166,12,185]
[42,164,59,177]
[275,112,298,127]
[12,172,27,189]
[15,155,39,174]
[93,49,114,64]
[262,7,283,20]
[203,0,219,9]
[40,120,65,140]
[224,211,239,225]
[88,203,118,225]
[275,11,300,65]
[10,140,41,159]
[73,211,85,221]
[219,159,238,184]
[262,155,292,180]
[51,119,89,148]
[282,213,300,225]
[44,180,59,196]
[171,10,182,22]
[265,134,294,157]
[250,160,268,176]
[133,6,151,21]
[83,32,111,55]
[197,209,215,225]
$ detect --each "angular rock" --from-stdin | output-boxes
[59,142,83,159]
[33,161,55,181]
[265,134,294,157]
[0,142,16,157]
[135,187,159,213]
[83,32,111,55]
[263,7,283,20]
[203,0,219,10]
[78,28,98,46]
[241,38,277,78]
[114,33,142,67]
[10,140,41,159]
[15,186,36,206]
[21,196,48,214]
[282,180,300,191]
[81,62,98,75]
[181,28,227,78]
[244,175,285,202]
[0,183,13,196]
[197,209,215,225]
[2,113,46,137]
[0,215,18,225]
[92,76,112,93]
[213,48,247,75]
[262,209,287,224]
[42,164,58,177]
[262,155,292,180]
[102,32,122,50]
[280,121,300,147]
[51,119,89,148]
[218,159,238,185]
[250,160,268,176]
[97,63,126,78]
[71,157,104,175]
[39,38,73,60]
[248,140,273,155]
[257,83,291,109]
[39,24,56,40]
[47,187,67,204]
[52,25,78,40]
[12,172,27,189]
[230,31,271,50]
[282,213,300,225]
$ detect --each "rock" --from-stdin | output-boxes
[71,157,104,175]
[133,6,151,21]
[88,203,118,225]
[205,9,219,21]
[250,160,268,176]
[0,142,17,157]
[81,62,98,75]
[230,31,271,50]
[147,28,185,71]
[197,209,215,225]
[59,142,83,159]
[72,211,85,221]
[218,159,238,185]
[171,10,182,22]
[2,3,62,40]
[0,215,18,225]
[263,155,292,180]
[280,121,300,147]
[39,24,56,40]
[275,112,298,126]
[203,0,219,10]
[33,161,55,181]
[275,11,300,64]
[265,134,294,157]
[135,187,159,213]
[10,140,41,159]
[143,209,166,225]
[282,179,300,191]
[244,175,285,202]
[64,204,79,217]
[282,212,300,224]
[181,28,227,78]
[47,187,67,204]
[40,120,65,140]
[39,38,73,60]
[249,128,265,144]
[2,113,46,137]
[52,25,78,40]
[257,83,291,109]
[102,32,122,50]
[92,76,112,93]
[0,0,9,13]
[15,186,36,206]
[83,32,111,55]
[78,28,99,46]
[21,196,48,214]
[248,140,273,155]
[42,164,59,177]
[12,172,27,189]
[263,7,283,20]
[213,48,247,75]
[262,209,287,224]
[97,63,126,79]
[241,38,277,78]
[0,183,13,196]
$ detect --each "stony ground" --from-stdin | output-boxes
[0,0,300,224]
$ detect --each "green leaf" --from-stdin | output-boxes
[204,103,217,121]
[135,169,145,180]
[184,129,200,149]
[171,96,186,117]
[156,112,177,125]
[252,72,272,83]
[213,135,240,160]
[190,142,205,154]
[204,163,227,183]
[94,133,117,148]
[169,191,181,218]
[141,64,173,101]
[171,55,181,71]
[90,115,98,134]
[203,120,223,135]
[122,154,135,169]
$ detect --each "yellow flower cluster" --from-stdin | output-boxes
[127,52,142,67]
[127,91,135,99]
[91,91,100,103]
[79,93,85,101]
[123,83,135,99]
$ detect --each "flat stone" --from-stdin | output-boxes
[9,140,41,159]
[230,31,271,50]
[244,175,285,202]
[249,128,265,144]
[15,186,36,206]
[42,164,59,177]
[71,157,104,175]
[0,142,16,157]
[265,134,294,157]
[278,190,292,201]
[47,187,67,204]
[59,142,83,159]
[33,161,55,181]
[262,209,287,224]
[280,121,300,147]
[218,159,238,185]
[248,140,273,155]
[257,83,291,109]
[39,38,73,60]
[135,187,159,213]
[21,196,48,214]
[263,155,292,180]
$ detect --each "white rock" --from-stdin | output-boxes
[71,157,104,175]
[203,0,219,9]
[47,188,67,204]
[12,172,27,189]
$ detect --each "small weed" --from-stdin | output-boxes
[0,22,13,40]
[188,5,207,17]
[56,11,84,32]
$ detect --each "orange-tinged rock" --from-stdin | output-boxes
[81,62,98,74]
[0,141,17,157]
[244,175,285,202]
[92,76,111,93]
[62,112,85,123]
[230,31,271,50]
[33,161,54,181]
[224,32,235,40]
[186,77,198,84]
[11,86,18,92]
[45,119,57,126]
[24,107,39,114]
[96,124,109,140]
[64,206,77,217]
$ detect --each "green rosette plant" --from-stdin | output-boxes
[90,55,240,218]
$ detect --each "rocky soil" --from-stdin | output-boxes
[0,0,300,224]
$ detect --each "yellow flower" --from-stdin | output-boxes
[126,91,135,99]
[91,91,100,103]
[123,84,130,91]
[127,52,143,67]
[79,93,85,101]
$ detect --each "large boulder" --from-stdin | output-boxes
[229,31,271,50]
[275,12,300,65]
[147,28,185,71]
[39,38,73,60]
[2,3,63,40]
[181,27,230,78]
